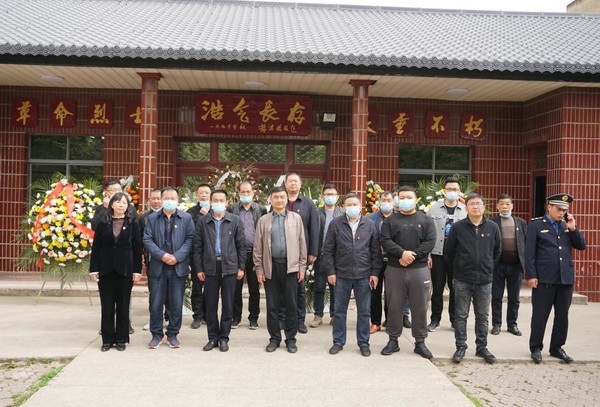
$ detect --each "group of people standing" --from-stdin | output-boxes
[89,175,586,364]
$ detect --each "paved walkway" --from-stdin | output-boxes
[0,277,598,406]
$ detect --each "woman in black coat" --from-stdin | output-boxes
[90,192,142,351]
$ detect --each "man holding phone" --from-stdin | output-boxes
[323,193,382,357]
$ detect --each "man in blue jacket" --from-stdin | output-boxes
[143,187,196,349]
[194,189,246,352]
[525,194,586,364]
[445,193,501,364]
[323,193,382,357]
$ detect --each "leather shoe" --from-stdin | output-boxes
[381,339,400,356]
[219,340,229,352]
[286,342,298,353]
[329,344,343,355]
[403,315,412,329]
[190,319,202,329]
[101,344,111,352]
[203,341,218,351]
[360,345,371,357]
[414,342,433,359]
[507,325,522,336]
[116,343,126,352]
[531,348,542,364]
[475,347,497,364]
[298,322,308,334]
[266,341,280,352]
[453,347,466,363]
[369,324,381,334]
[550,348,573,363]
[491,325,500,335]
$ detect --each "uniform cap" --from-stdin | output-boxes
[547,193,573,209]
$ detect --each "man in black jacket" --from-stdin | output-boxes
[228,181,267,329]
[445,193,501,364]
[323,193,382,357]
[490,194,528,336]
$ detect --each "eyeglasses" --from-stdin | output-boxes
[467,202,483,207]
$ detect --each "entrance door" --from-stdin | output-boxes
[529,144,547,218]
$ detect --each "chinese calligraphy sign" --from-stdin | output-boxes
[388,110,413,138]
[425,111,449,139]
[12,99,38,127]
[50,99,76,128]
[461,113,486,141]
[367,109,379,135]
[88,101,113,129]
[125,100,142,129]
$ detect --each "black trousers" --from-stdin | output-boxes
[266,261,298,343]
[190,269,206,321]
[430,254,454,324]
[370,261,388,325]
[529,283,573,353]
[204,261,237,343]
[233,249,260,322]
[98,270,133,345]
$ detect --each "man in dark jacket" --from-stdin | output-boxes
[323,193,382,357]
[490,194,528,336]
[193,189,246,352]
[228,181,267,329]
[525,194,586,364]
[380,186,436,359]
[445,193,501,364]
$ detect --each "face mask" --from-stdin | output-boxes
[151,206,162,212]
[199,200,210,209]
[345,206,361,218]
[379,202,394,213]
[162,200,177,212]
[445,191,459,202]
[398,199,416,212]
[324,196,338,206]
[394,196,400,207]
[500,211,512,219]
[239,195,253,204]
[211,203,226,215]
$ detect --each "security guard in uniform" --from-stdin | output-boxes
[525,194,586,364]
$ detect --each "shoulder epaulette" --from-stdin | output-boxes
[530,216,544,222]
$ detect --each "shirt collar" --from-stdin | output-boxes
[273,210,287,218]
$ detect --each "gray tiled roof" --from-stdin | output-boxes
[1,0,600,75]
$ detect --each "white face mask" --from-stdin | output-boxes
[499,211,512,219]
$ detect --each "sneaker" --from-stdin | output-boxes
[143,323,150,331]
[231,319,241,329]
[129,325,135,334]
[414,342,433,359]
[148,336,162,349]
[427,321,440,332]
[381,339,400,356]
[369,324,381,334]
[309,315,323,328]
[360,345,371,357]
[491,325,500,335]
[249,320,259,330]
[329,344,343,355]
[167,336,181,348]
[403,315,412,329]
[453,347,466,363]
[190,319,202,329]
[476,348,497,364]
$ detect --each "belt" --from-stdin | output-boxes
[272,258,287,264]
[246,247,254,253]
[383,257,388,262]
[216,256,222,261]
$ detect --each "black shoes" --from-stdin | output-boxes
[475,348,497,364]
[414,342,433,359]
[453,347,466,363]
[190,319,202,329]
[360,345,371,357]
[298,322,308,334]
[550,348,573,363]
[203,341,218,351]
[329,344,343,355]
[116,343,126,351]
[129,325,135,334]
[427,321,440,332]
[286,342,298,353]
[491,325,500,335]
[219,340,229,352]
[507,325,522,336]
[101,344,111,352]
[231,319,241,329]
[531,348,542,364]
[249,320,259,330]
[381,339,400,356]
[266,341,280,352]
[403,315,412,329]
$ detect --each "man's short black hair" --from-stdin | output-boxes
[380,190,394,199]
[104,179,121,189]
[211,189,228,200]
[161,186,179,197]
[322,183,338,193]
[443,177,460,188]
[465,193,483,204]
[271,186,287,195]
[342,192,359,204]
[238,181,253,191]
[397,185,417,196]
[497,193,512,202]
[198,183,211,190]
[284,172,301,182]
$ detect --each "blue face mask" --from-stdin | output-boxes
[445,191,459,202]
[151,206,162,212]
[398,199,415,212]
[499,211,512,219]
[379,202,394,213]
[394,196,400,207]
[199,200,210,209]
[162,200,177,212]
[211,203,226,215]
[345,206,361,218]
[324,196,338,206]
[239,195,253,204]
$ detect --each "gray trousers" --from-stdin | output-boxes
[385,265,431,343]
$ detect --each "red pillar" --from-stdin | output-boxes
[137,72,162,208]
[349,79,376,208]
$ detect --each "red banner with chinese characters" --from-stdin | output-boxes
[388,110,413,138]
[50,99,77,128]
[12,99,38,127]
[460,113,486,141]
[87,100,113,129]
[367,109,379,136]
[425,111,449,139]
[195,93,312,135]
[125,100,142,129]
